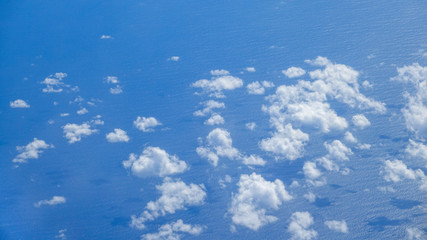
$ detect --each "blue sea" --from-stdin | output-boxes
[1,0,426,239]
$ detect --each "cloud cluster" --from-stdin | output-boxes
[382,159,427,191]
[13,138,53,163]
[142,219,204,240]
[105,76,123,94]
[62,123,98,143]
[134,116,161,132]
[106,129,130,143]
[229,173,292,230]
[259,124,309,161]
[288,211,317,240]
[192,71,243,98]
[392,63,427,138]
[41,73,70,93]
[197,128,265,166]
[10,99,30,108]
[304,140,352,186]
[193,100,225,117]
[324,220,348,233]
[34,196,66,207]
[405,140,427,165]
[130,178,206,229]
[247,81,274,95]
[123,146,187,178]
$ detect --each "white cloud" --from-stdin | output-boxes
[12,138,53,163]
[123,146,187,178]
[192,73,243,98]
[204,113,225,125]
[106,76,119,84]
[391,63,427,138]
[62,123,97,143]
[229,173,292,230]
[60,113,69,117]
[219,175,232,188]
[324,220,348,233]
[247,81,265,95]
[55,229,67,240]
[324,140,353,161]
[288,211,318,240]
[168,56,180,62]
[406,140,427,164]
[197,128,265,166]
[142,220,204,240]
[283,67,306,78]
[134,116,161,132]
[194,100,225,117]
[246,122,257,131]
[303,192,316,203]
[34,196,66,207]
[41,73,69,93]
[352,114,371,129]
[381,159,427,191]
[406,227,426,240]
[303,161,323,180]
[110,85,123,94]
[343,131,357,143]
[259,124,309,161]
[246,67,256,72]
[10,99,30,108]
[106,129,130,143]
[100,35,112,39]
[210,69,230,76]
[76,108,88,115]
[247,81,274,95]
[130,178,206,229]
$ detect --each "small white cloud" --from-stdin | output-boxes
[381,159,427,191]
[106,76,119,84]
[324,220,348,233]
[62,123,97,143]
[246,67,256,72]
[247,81,265,95]
[197,128,264,166]
[406,139,427,164]
[55,229,67,240]
[12,138,53,163]
[259,124,309,161]
[204,113,225,125]
[288,211,318,240]
[352,114,371,129]
[76,108,88,115]
[219,175,232,188]
[106,129,130,143]
[303,192,316,203]
[110,85,123,94]
[357,143,371,150]
[362,80,373,88]
[262,81,275,88]
[134,116,161,132]
[194,100,225,117]
[246,122,256,131]
[282,67,306,78]
[168,56,180,62]
[123,146,187,178]
[41,73,69,93]
[192,73,243,98]
[10,99,30,108]
[343,131,357,143]
[142,219,204,240]
[34,196,66,207]
[210,69,230,76]
[100,35,112,39]
[130,178,206,229]
[229,173,292,230]
[324,140,353,161]
[60,113,70,117]
[406,227,426,240]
